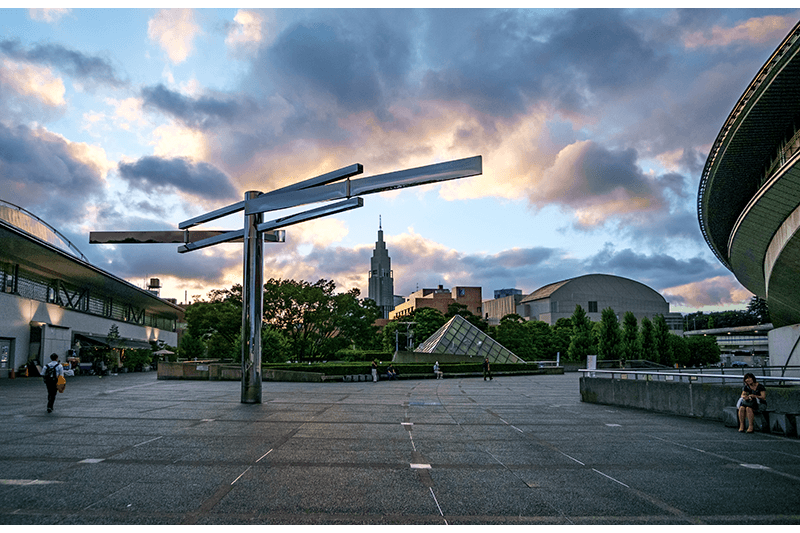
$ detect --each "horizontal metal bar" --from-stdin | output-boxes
[256,197,363,233]
[179,229,243,253]
[580,369,800,382]
[262,163,363,196]
[350,155,482,197]
[245,155,482,215]
[178,229,285,253]
[90,230,283,245]
[178,200,245,230]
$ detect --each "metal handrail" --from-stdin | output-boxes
[579,369,800,384]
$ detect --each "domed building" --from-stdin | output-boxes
[515,274,679,328]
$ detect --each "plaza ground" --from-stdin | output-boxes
[1,371,798,525]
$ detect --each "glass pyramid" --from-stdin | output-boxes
[415,314,525,363]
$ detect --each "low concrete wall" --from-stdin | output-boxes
[209,364,241,381]
[263,368,323,382]
[580,376,800,420]
[158,361,211,380]
[159,362,324,383]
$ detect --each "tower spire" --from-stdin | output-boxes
[379,214,382,231]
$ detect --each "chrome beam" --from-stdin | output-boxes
[178,200,245,230]
[90,229,283,245]
[245,156,482,215]
[256,198,363,234]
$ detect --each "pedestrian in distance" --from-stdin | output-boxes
[483,357,492,381]
[433,361,443,379]
[386,364,398,380]
[42,353,64,413]
[371,359,378,382]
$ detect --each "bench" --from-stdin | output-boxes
[722,406,773,432]
[768,412,798,437]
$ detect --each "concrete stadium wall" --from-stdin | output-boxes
[769,323,800,377]
[580,377,800,420]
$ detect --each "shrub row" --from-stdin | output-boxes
[261,361,539,376]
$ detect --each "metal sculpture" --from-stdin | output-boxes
[91,155,482,403]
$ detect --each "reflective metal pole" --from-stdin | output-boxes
[241,191,263,403]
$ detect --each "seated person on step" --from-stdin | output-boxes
[738,372,766,433]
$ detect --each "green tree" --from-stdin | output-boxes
[408,307,447,349]
[746,296,771,324]
[567,305,594,363]
[551,317,573,362]
[669,334,690,367]
[446,302,488,331]
[653,315,672,365]
[383,307,446,352]
[686,336,721,367]
[179,331,205,359]
[526,320,554,360]
[621,311,640,362]
[262,278,379,360]
[494,314,535,360]
[184,284,243,360]
[598,308,622,361]
[640,317,656,362]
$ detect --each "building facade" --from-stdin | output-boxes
[0,199,183,378]
[483,274,681,331]
[390,285,482,320]
[367,220,395,319]
[697,22,800,373]
[483,292,524,326]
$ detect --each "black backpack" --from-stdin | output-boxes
[44,363,57,381]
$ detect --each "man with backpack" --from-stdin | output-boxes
[42,353,64,413]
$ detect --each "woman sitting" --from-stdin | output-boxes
[738,372,766,433]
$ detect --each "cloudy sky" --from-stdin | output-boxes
[2,8,798,313]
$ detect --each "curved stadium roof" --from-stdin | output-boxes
[0,199,87,261]
[697,21,800,326]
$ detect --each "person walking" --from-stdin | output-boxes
[483,357,492,381]
[42,353,64,413]
[371,359,379,382]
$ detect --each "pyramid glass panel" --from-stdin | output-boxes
[415,315,525,363]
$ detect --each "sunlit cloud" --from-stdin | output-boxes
[683,13,799,49]
[662,275,753,309]
[1,58,65,107]
[28,8,70,24]
[148,8,201,64]
[151,123,208,160]
[226,10,266,50]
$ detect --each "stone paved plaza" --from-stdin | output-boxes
[1,371,798,525]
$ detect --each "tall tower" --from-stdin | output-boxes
[368,216,395,319]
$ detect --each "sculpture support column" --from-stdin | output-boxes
[241,190,263,404]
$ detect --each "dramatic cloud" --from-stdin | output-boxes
[0,39,125,87]
[0,123,111,224]
[141,84,251,129]
[2,8,793,311]
[148,8,201,64]
[117,156,238,202]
